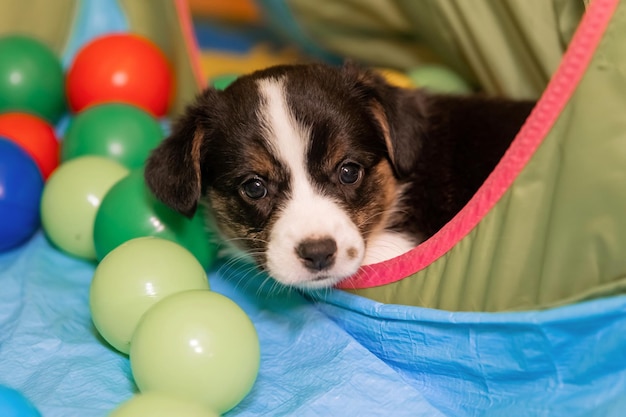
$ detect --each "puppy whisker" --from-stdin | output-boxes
[358,207,404,229]
[222,236,270,246]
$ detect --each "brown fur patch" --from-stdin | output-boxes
[205,133,291,272]
[350,159,399,239]
[191,129,204,195]
[243,143,279,180]
[207,188,271,266]
[369,101,395,166]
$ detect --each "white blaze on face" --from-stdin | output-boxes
[256,78,365,288]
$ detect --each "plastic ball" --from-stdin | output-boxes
[0,385,41,417]
[210,74,239,90]
[130,290,260,415]
[0,138,44,252]
[40,156,129,260]
[0,35,65,124]
[375,68,416,89]
[62,103,164,169]
[408,64,473,94]
[109,393,219,417]
[0,112,60,179]
[93,169,217,269]
[90,237,209,354]
[66,33,174,117]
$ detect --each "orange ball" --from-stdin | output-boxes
[0,112,59,179]
[66,33,174,117]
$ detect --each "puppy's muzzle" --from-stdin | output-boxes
[296,237,337,272]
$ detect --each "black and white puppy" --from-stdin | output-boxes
[145,62,534,289]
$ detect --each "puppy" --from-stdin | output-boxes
[145,62,534,289]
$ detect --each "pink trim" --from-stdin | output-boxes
[174,0,207,89]
[337,0,619,290]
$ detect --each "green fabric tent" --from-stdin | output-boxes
[261,0,626,312]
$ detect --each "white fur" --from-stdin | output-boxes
[257,78,365,288]
[362,231,415,265]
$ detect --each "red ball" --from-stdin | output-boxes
[0,112,59,179]
[66,33,174,117]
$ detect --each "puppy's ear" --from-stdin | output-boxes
[145,88,219,217]
[342,61,429,178]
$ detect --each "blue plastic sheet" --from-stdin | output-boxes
[0,234,441,416]
[314,290,626,416]
[1,233,626,416]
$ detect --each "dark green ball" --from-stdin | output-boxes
[0,35,66,123]
[62,103,164,169]
[210,74,239,91]
[93,169,217,269]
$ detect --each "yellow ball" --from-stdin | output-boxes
[375,68,416,88]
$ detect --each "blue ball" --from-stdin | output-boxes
[0,138,44,252]
[0,386,41,417]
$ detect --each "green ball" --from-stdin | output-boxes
[40,156,129,260]
[0,35,66,123]
[93,169,217,269]
[62,103,164,169]
[90,237,209,354]
[408,64,473,94]
[130,290,260,415]
[210,74,239,91]
[109,393,220,417]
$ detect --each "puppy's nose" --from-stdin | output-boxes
[296,238,337,271]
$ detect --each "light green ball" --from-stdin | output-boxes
[130,290,260,415]
[40,156,129,260]
[408,64,473,94]
[90,237,209,354]
[109,393,220,417]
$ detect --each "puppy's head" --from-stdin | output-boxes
[145,63,427,288]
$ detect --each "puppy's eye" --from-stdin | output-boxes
[241,177,268,200]
[338,162,363,185]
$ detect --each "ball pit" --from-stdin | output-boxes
[130,290,260,415]
[0,138,44,252]
[93,169,217,269]
[90,237,210,354]
[109,393,219,417]
[0,385,41,417]
[62,103,164,169]
[0,35,66,124]
[40,156,129,260]
[0,112,60,179]
[0,31,259,415]
[66,33,174,117]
